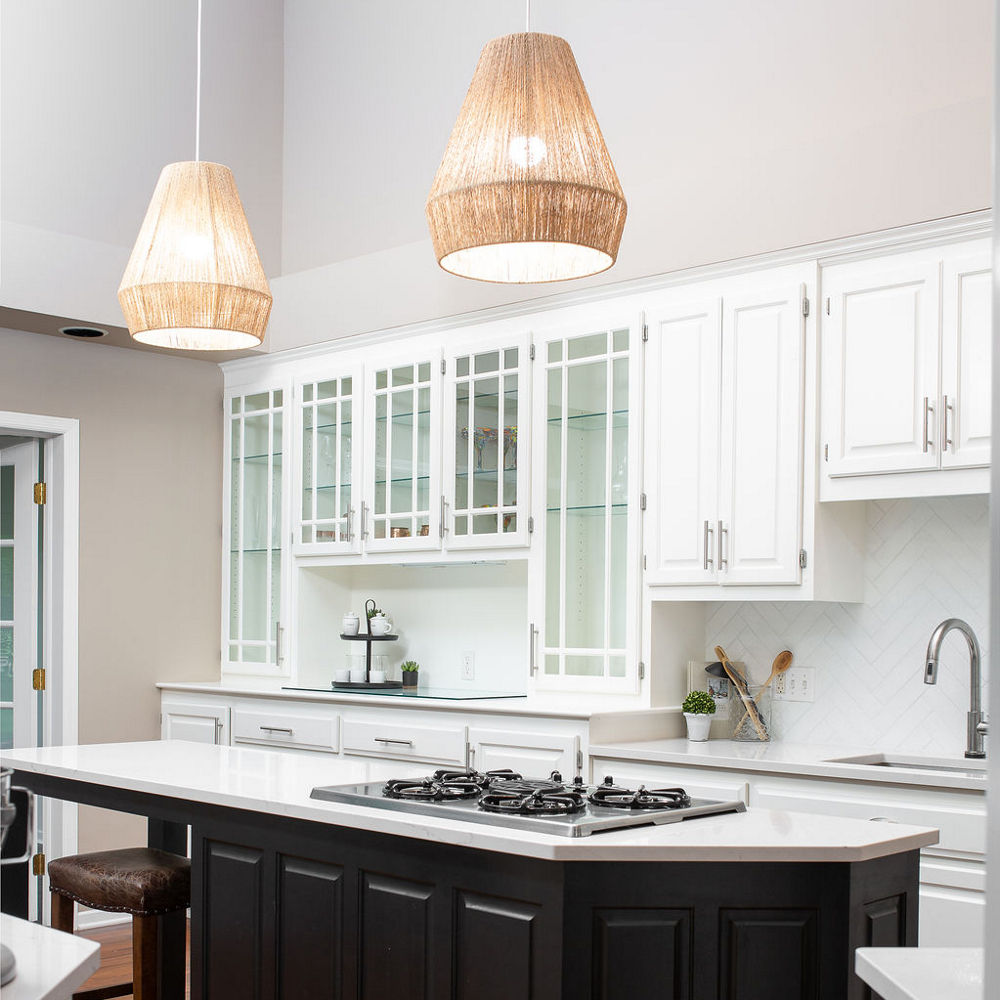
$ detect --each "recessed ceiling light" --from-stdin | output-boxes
[59,326,108,339]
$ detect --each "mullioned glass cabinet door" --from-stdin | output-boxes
[530,315,642,693]
[296,368,363,554]
[364,353,442,552]
[226,386,290,675]
[444,333,531,549]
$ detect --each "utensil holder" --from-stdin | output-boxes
[731,683,772,742]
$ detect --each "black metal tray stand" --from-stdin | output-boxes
[335,598,402,689]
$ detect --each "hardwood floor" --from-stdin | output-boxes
[78,919,190,999]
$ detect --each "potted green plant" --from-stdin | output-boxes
[401,660,419,689]
[682,690,715,742]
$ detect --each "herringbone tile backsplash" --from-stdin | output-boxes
[705,495,989,755]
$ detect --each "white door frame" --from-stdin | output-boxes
[0,411,80,870]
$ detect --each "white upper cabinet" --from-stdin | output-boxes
[645,269,807,590]
[820,238,991,499]
[363,352,442,552]
[719,282,805,585]
[941,246,992,469]
[443,334,532,550]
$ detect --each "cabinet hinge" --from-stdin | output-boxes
[825,297,831,315]
[32,853,46,876]
[31,667,45,692]
[802,297,810,317]
[639,492,647,511]
[642,323,648,343]
[799,549,808,569]
[643,554,647,571]
[638,661,646,680]
[527,515,535,534]
[440,359,446,375]
[33,482,46,505]
[824,443,829,462]
[529,343,536,361]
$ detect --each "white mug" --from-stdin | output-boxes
[349,667,367,683]
[333,668,350,683]
[371,617,392,635]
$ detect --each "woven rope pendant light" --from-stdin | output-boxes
[118,161,272,350]
[118,0,271,350]
[426,30,626,284]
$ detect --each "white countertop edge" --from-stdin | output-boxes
[156,680,663,720]
[589,739,988,792]
[1,915,101,1000]
[855,948,983,1000]
[4,742,939,863]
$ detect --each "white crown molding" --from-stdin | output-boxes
[220,209,992,376]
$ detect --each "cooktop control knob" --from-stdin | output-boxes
[602,775,614,786]
[550,771,563,783]
[572,775,584,787]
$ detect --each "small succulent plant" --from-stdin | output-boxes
[682,690,716,715]
[401,660,419,672]
[366,606,383,619]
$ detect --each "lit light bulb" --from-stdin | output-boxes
[508,135,547,168]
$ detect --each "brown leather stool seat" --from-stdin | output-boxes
[48,847,190,916]
[49,847,190,1000]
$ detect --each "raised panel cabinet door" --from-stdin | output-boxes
[718,283,805,586]
[941,244,992,469]
[444,332,532,550]
[364,353,443,552]
[719,908,819,1000]
[295,367,364,554]
[644,297,722,585]
[161,703,228,745]
[592,908,692,1000]
[468,727,579,778]
[823,254,941,476]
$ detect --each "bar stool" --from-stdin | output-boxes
[48,847,190,1000]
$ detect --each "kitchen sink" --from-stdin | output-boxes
[825,753,987,778]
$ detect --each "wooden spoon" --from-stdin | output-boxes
[735,650,793,730]
[715,645,768,740]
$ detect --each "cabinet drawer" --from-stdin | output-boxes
[232,708,340,753]
[342,719,466,765]
[752,783,985,856]
[590,758,749,805]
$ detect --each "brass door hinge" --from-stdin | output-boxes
[33,482,46,505]
[32,668,45,691]
[32,853,46,876]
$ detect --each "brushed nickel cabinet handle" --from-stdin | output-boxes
[344,505,355,543]
[718,521,728,570]
[943,395,954,451]
[529,622,539,675]
[374,737,413,746]
[276,623,285,665]
[260,726,293,736]
[440,495,448,537]
[703,520,714,570]
[923,397,934,453]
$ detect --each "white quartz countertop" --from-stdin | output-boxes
[0,915,101,1000]
[156,679,658,721]
[2,741,938,863]
[590,738,988,792]
[855,948,983,1000]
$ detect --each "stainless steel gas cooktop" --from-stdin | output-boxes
[310,768,746,837]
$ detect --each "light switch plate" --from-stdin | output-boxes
[462,651,475,681]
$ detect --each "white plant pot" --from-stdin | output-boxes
[684,712,712,742]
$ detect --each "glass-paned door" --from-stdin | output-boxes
[445,334,531,549]
[226,387,289,674]
[297,368,362,554]
[531,318,641,692]
[365,354,441,551]
[0,441,38,751]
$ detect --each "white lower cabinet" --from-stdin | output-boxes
[469,727,580,778]
[231,705,340,754]
[161,699,229,745]
[341,716,467,766]
[590,754,986,948]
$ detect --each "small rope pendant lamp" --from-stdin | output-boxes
[426,30,626,284]
[118,0,271,350]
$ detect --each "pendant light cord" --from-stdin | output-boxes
[195,0,202,161]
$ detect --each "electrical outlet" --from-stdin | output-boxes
[783,667,815,703]
[774,672,787,698]
[461,651,475,681]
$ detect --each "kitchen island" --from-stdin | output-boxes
[4,741,938,1000]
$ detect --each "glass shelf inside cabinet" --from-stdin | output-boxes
[547,409,628,428]
[546,503,629,514]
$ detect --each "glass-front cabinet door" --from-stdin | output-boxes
[530,313,642,693]
[296,368,362,554]
[364,353,442,551]
[444,333,531,549]
[225,385,290,675]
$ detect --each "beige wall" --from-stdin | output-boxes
[0,326,223,851]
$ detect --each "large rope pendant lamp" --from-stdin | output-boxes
[118,0,271,350]
[426,4,626,284]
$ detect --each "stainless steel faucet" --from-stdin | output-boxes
[924,618,988,758]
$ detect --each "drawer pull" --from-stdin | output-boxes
[869,816,898,823]
[374,737,413,747]
[260,726,294,736]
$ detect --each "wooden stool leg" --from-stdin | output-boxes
[132,914,159,1000]
[51,892,75,934]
